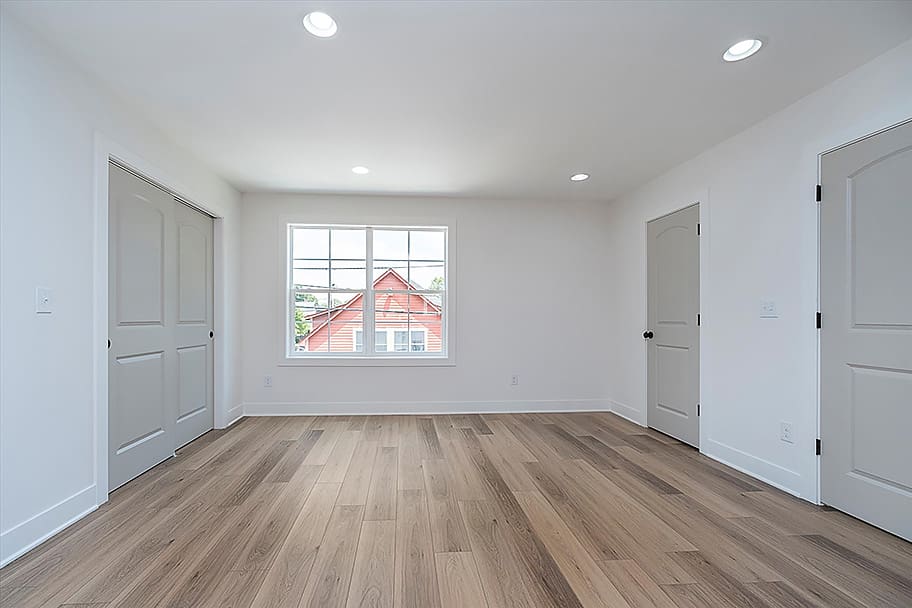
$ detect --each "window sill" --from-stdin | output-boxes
[279,355,455,368]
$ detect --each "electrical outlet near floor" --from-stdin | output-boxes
[511,374,519,386]
[779,421,794,444]
[264,375,273,388]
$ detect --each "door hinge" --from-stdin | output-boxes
[816,311,822,329]
[697,403,701,416]
[696,223,701,236]
[816,438,821,455]
[697,313,701,326]
[815,184,822,202]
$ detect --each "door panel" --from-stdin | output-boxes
[174,202,214,447]
[108,164,176,490]
[647,203,700,447]
[820,120,912,540]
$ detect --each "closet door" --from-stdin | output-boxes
[108,163,178,490]
[174,202,214,448]
[108,163,214,490]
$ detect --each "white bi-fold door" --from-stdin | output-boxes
[108,162,213,490]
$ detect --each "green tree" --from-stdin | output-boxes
[429,276,445,290]
[294,308,311,337]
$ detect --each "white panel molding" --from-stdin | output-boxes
[607,399,646,426]
[703,437,805,499]
[0,485,97,568]
[243,399,610,417]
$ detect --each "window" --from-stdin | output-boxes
[288,224,447,360]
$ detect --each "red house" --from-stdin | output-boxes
[298,268,443,353]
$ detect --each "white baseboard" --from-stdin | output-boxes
[607,399,645,426]
[221,403,245,428]
[703,437,807,500]
[0,485,97,568]
[243,399,610,417]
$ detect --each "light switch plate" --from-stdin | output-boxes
[35,287,53,314]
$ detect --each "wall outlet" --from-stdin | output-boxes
[264,375,273,388]
[760,299,779,318]
[780,421,794,444]
[35,287,53,314]
[511,374,519,386]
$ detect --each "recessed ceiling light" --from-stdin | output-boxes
[303,11,337,38]
[723,39,762,62]
[570,173,590,182]
[352,166,370,175]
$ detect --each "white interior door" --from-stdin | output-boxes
[646,203,700,447]
[108,163,177,490]
[820,120,912,540]
[108,163,214,490]
[174,203,214,448]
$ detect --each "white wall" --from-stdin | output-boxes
[0,12,242,565]
[240,193,611,415]
[603,40,912,501]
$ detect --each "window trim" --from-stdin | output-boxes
[280,220,455,367]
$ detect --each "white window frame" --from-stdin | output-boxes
[283,222,453,366]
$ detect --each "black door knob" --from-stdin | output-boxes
[643,330,654,339]
[209,330,215,339]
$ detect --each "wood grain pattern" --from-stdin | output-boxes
[2,413,909,608]
[435,552,489,608]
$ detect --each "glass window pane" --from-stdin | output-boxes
[293,261,330,289]
[292,228,329,259]
[409,301,443,353]
[331,260,366,289]
[410,330,426,352]
[375,331,388,352]
[331,228,366,259]
[354,330,363,352]
[374,229,408,260]
[409,260,444,290]
[373,260,410,286]
[393,330,409,352]
[410,230,444,261]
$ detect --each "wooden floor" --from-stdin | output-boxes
[2,413,910,608]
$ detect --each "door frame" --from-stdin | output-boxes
[644,195,707,448]
[92,134,226,506]
[816,117,912,506]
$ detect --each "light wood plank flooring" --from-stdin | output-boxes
[1,413,910,607]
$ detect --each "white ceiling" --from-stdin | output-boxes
[6,0,912,200]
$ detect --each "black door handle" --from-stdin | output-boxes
[209,330,214,339]
[643,330,654,339]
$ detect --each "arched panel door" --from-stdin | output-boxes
[646,203,700,447]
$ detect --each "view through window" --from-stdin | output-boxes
[288,225,447,357]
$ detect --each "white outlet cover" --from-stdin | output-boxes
[760,299,779,318]
[35,287,53,314]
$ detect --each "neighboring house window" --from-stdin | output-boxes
[288,224,447,359]
[354,330,389,353]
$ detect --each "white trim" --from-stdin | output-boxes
[224,404,245,428]
[607,399,646,426]
[92,133,226,506]
[703,437,805,499]
[0,485,97,567]
[243,399,610,417]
